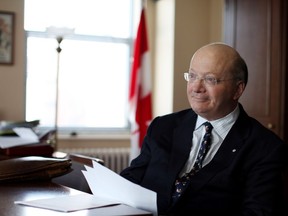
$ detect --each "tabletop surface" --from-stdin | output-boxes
[0,153,153,216]
[0,180,152,216]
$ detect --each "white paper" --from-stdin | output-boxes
[13,127,39,141]
[15,194,120,212]
[82,161,158,216]
[0,127,39,148]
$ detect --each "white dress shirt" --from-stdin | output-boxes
[179,105,240,177]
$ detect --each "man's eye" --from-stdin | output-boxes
[205,77,217,83]
[189,74,197,79]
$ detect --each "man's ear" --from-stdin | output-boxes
[233,81,246,100]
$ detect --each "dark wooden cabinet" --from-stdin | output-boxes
[224,0,288,141]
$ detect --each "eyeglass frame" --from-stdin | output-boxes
[183,72,238,86]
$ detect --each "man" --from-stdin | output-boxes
[120,42,288,215]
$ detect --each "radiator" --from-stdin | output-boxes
[59,147,130,174]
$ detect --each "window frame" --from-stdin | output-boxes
[24,1,140,137]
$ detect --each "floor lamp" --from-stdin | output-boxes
[46,27,74,151]
[54,35,63,150]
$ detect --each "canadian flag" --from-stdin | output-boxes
[129,8,152,161]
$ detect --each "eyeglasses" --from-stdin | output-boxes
[184,72,236,86]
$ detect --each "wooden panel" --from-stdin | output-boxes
[224,0,285,136]
[235,0,271,116]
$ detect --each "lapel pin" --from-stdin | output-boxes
[232,149,236,153]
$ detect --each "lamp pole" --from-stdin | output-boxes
[46,27,74,151]
[54,36,63,149]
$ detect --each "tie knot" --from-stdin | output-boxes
[203,122,213,133]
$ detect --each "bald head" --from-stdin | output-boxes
[191,42,248,85]
[194,42,238,58]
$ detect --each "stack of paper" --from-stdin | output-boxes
[15,160,158,216]
[15,194,120,212]
[83,160,158,215]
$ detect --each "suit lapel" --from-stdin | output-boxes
[165,105,251,191]
[188,107,251,191]
[168,111,197,180]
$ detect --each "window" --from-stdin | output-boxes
[24,0,140,135]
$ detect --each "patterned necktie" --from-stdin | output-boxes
[171,121,213,204]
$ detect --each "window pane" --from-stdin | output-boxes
[58,39,130,128]
[26,37,130,129]
[24,0,140,133]
[24,0,132,37]
[26,37,58,127]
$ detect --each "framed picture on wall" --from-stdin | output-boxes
[0,11,15,65]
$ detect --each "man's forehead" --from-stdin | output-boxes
[191,44,238,67]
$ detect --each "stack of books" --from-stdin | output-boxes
[0,120,55,157]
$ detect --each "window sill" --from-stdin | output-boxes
[57,132,130,140]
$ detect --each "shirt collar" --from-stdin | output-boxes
[195,105,240,138]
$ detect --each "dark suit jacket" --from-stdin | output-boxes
[120,104,288,216]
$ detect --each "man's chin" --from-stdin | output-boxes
[192,107,209,115]
[191,102,209,112]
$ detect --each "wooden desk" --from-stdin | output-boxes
[0,180,152,216]
[0,153,153,216]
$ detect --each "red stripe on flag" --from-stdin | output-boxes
[129,8,152,160]
[129,9,148,102]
